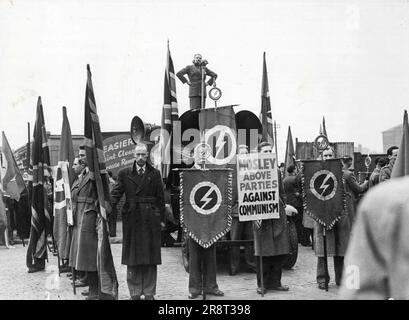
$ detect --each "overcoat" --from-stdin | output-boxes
[111,162,165,266]
[69,170,98,272]
[253,172,290,257]
[314,169,368,257]
[176,65,217,97]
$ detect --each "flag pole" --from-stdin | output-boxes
[274,121,278,160]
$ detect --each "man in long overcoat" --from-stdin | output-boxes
[111,143,165,300]
[69,151,99,299]
[176,53,217,110]
[314,151,368,290]
[253,142,290,294]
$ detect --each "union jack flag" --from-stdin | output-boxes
[260,52,274,145]
[160,41,179,182]
[26,97,52,268]
[84,64,118,299]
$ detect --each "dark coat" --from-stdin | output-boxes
[111,162,165,266]
[253,171,290,257]
[176,65,217,97]
[69,170,98,271]
[283,174,302,209]
[313,169,368,257]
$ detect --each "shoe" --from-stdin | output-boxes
[60,266,71,273]
[27,266,45,273]
[257,287,265,294]
[67,273,72,278]
[318,283,328,290]
[188,293,200,299]
[206,289,224,297]
[73,279,88,287]
[144,295,155,300]
[130,295,141,300]
[81,291,89,296]
[230,269,237,276]
[270,285,289,291]
[85,295,99,300]
[336,281,341,286]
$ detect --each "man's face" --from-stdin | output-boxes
[135,145,148,167]
[193,54,202,65]
[391,148,399,159]
[72,158,83,175]
[260,145,272,153]
[238,146,249,155]
[322,149,334,160]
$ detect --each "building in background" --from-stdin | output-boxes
[382,124,402,153]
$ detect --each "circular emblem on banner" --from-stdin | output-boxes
[196,142,212,160]
[314,134,329,151]
[209,87,222,101]
[310,170,338,201]
[205,125,237,166]
[190,181,222,215]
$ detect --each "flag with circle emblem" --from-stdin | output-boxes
[301,159,345,229]
[180,168,232,248]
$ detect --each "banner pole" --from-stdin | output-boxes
[72,267,76,295]
[258,229,264,297]
[323,228,329,292]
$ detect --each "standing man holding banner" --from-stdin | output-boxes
[229,144,256,275]
[237,141,289,294]
[184,146,226,299]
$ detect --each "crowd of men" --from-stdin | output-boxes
[0,136,401,299]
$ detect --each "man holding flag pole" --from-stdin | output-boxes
[73,64,118,300]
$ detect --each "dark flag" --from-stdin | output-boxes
[180,169,233,248]
[260,52,274,145]
[159,41,179,182]
[0,189,7,246]
[284,126,296,178]
[301,159,345,229]
[199,106,237,168]
[53,107,75,261]
[320,116,328,138]
[392,110,409,178]
[26,97,52,269]
[84,64,118,299]
[1,132,26,201]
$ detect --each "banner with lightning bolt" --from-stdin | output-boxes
[199,106,237,168]
[300,159,346,229]
[180,168,233,248]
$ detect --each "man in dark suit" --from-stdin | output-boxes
[176,53,217,110]
[111,142,165,300]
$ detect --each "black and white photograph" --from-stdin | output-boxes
[1,0,409,309]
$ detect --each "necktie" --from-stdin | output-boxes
[255,220,262,229]
[138,168,144,177]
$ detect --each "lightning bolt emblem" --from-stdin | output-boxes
[214,130,227,158]
[319,174,331,195]
[200,186,216,209]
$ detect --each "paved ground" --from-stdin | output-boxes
[0,235,340,300]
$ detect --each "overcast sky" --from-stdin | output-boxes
[1,0,409,161]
